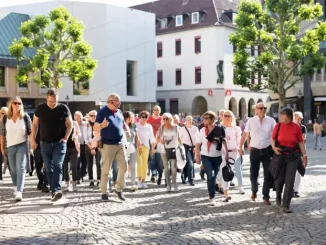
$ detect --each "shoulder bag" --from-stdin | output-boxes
[162,126,177,160]
[222,157,235,182]
[268,123,283,179]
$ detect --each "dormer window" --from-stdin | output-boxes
[161,18,168,29]
[192,12,199,24]
[176,15,183,27]
[232,12,238,24]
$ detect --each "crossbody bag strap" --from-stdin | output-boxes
[185,126,194,147]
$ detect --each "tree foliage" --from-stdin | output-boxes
[229,0,326,108]
[9,6,97,89]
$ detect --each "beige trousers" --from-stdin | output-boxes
[101,144,127,193]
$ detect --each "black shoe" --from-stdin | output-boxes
[150,176,156,183]
[51,192,63,202]
[96,181,100,187]
[114,190,125,201]
[37,181,42,190]
[230,182,235,187]
[215,184,219,192]
[101,194,109,202]
[200,171,205,180]
[283,207,292,213]
[90,182,95,187]
[157,177,161,186]
[189,182,195,186]
[182,179,186,184]
[76,180,81,185]
[29,172,33,176]
[42,185,50,193]
[293,192,300,198]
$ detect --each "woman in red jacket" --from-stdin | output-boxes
[271,108,307,213]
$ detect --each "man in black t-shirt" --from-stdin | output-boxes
[30,89,73,202]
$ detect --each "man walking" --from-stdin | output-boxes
[30,89,72,202]
[239,103,276,205]
[94,93,130,201]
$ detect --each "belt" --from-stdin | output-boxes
[251,146,270,152]
[228,149,237,152]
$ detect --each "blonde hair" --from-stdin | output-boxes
[222,110,236,127]
[0,107,8,115]
[7,97,24,119]
[162,112,174,125]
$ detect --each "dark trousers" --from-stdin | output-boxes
[250,148,273,200]
[201,155,222,199]
[274,155,299,208]
[0,153,2,180]
[181,145,194,183]
[77,145,87,180]
[85,147,101,181]
[63,148,79,182]
[34,149,48,186]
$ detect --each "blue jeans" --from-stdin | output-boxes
[235,156,243,186]
[150,153,163,178]
[41,141,67,194]
[7,141,28,192]
[108,160,118,189]
[201,155,222,199]
[182,145,194,183]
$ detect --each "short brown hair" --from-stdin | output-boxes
[47,88,58,97]
[202,111,217,120]
[139,110,150,118]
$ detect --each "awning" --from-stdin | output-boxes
[314,97,326,102]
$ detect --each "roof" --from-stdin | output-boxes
[0,12,33,67]
[131,0,238,35]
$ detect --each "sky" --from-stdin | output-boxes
[0,0,155,8]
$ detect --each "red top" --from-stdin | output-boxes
[272,122,303,148]
[147,115,161,136]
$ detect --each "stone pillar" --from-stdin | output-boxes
[303,75,313,124]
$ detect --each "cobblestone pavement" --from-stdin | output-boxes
[0,133,325,245]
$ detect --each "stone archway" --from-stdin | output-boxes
[257,98,263,103]
[248,98,255,117]
[192,96,208,116]
[238,98,246,118]
[228,97,238,117]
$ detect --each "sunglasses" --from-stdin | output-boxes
[1,113,5,115]
[13,102,22,105]
[224,115,231,118]
[162,118,169,120]
[141,116,148,119]
[89,115,96,117]
[257,107,267,110]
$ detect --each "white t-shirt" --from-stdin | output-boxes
[135,123,156,149]
[244,116,276,149]
[224,126,242,150]
[6,118,27,148]
[196,127,222,157]
[179,125,199,147]
[157,125,179,153]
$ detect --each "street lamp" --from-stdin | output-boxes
[65,95,70,105]
[297,89,303,112]
[297,89,303,99]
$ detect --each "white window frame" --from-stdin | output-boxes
[176,15,183,27]
[161,18,168,29]
[232,12,238,24]
[192,12,199,24]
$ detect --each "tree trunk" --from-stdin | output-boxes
[278,92,286,113]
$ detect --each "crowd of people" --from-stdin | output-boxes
[0,89,312,213]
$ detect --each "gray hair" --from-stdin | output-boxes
[294,111,303,119]
[107,93,120,103]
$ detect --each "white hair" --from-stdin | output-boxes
[294,111,303,119]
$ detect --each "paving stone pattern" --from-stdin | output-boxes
[0,133,325,245]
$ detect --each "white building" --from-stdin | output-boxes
[0,0,156,113]
[132,0,269,117]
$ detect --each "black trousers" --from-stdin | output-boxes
[34,149,48,186]
[63,148,79,182]
[85,147,101,181]
[77,144,87,180]
[274,155,299,208]
[250,147,273,200]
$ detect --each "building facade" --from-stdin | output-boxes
[1,0,156,115]
[132,0,269,117]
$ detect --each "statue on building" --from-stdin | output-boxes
[217,60,224,83]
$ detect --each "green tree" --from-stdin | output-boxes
[229,0,326,110]
[9,6,97,89]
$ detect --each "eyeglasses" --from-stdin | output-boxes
[141,116,148,119]
[257,107,267,110]
[224,115,231,118]
[162,118,169,120]
[13,102,22,105]
[89,115,96,117]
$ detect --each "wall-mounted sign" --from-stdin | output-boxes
[208,89,213,96]
[225,89,232,96]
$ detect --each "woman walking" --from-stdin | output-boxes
[0,97,32,201]
[136,110,156,189]
[195,111,228,206]
[0,107,8,184]
[157,113,181,192]
[313,119,323,150]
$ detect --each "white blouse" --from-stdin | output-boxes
[6,118,26,148]
[196,127,222,157]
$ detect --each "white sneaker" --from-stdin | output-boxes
[130,185,138,191]
[173,184,179,192]
[15,192,22,201]
[13,187,17,196]
[239,186,245,194]
[208,198,215,206]
[167,184,171,192]
[137,182,143,189]
[66,184,73,192]
[0,180,3,185]
[72,183,77,192]
[142,182,148,189]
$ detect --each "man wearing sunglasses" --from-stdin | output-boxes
[239,102,276,205]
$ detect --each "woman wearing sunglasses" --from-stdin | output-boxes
[135,110,156,189]
[157,113,181,192]
[0,97,32,201]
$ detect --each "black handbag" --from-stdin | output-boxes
[321,130,326,137]
[162,126,177,160]
[222,157,235,182]
[297,157,306,177]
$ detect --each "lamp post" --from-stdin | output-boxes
[297,89,303,112]
[65,95,70,105]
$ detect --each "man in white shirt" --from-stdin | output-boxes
[239,103,276,205]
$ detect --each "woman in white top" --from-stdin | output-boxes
[157,113,182,192]
[0,97,32,201]
[135,110,156,189]
[219,110,243,202]
[195,111,228,206]
[179,115,198,186]
[74,111,87,183]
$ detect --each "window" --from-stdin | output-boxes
[175,39,181,55]
[170,99,179,115]
[195,67,201,84]
[176,69,182,85]
[195,36,201,53]
[161,18,168,29]
[192,12,199,24]
[127,61,137,96]
[232,12,238,24]
[251,71,255,84]
[176,15,183,26]
[251,45,255,56]
[157,70,163,87]
[0,67,5,86]
[157,99,166,113]
[233,45,237,53]
[157,42,163,58]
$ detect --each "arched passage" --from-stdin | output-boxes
[257,98,263,103]
[228,97,238,117]
[248,98,255,117]
[192,96,208,116]
[238,98,246,118]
